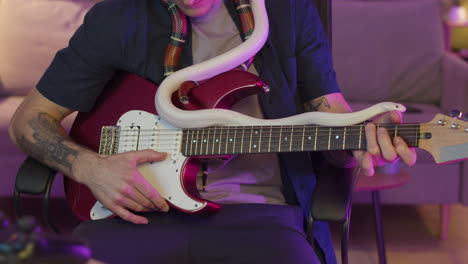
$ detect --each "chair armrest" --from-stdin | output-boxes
[15,157,57,195]
[310,163,354,222]
[441,52,468,113]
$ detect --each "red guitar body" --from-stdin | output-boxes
[66,71,268,221]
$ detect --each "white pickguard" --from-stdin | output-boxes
[90,110,206,220]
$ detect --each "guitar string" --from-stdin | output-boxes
[105,124,453,135]
[113,128,432,141]
[113,128,426,138]
[114,130,427,141]
[109,135,421,147]
[105,123,428,133]
[103,124,459,150]
[115,133,425,143]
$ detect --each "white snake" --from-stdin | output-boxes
[154,0,405,128]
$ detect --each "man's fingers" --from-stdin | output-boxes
[116,195,148,212]
[377,127,398,163]
[109,204,149,225]
[134,175,169,212]
[123,185,158,211]
[394,136,417,166]
[365,123,381,158]
[360,152,375,177]
[134,150,167,164]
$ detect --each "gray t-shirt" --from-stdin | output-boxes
[191,1,285,205]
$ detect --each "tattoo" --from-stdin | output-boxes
[16,112,78,172]
[304,96,331,112]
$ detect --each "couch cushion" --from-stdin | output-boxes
[0,0,98,96]
[332,0,445,105]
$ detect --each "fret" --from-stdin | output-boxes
[183,130,189,156]
[278,126,283,152]
[225,127,230,154]
[414,125,418,147]
[195,129,201,155]
[268,126,272,153]
[414,125,419,147]
[303,126,313,151]
[218,127,223,155]
[395,125,398,138]
[301,125,305,151]
[258,127,263,153]
[189,130,194,156]
[211,127,217,155]
[232,127,237,154]
[289,126,294,152]
[200,128,206,155]
[314,126,318,151]
[204,127,209,155]
[342,127,347,150]
[201,129,206,155]
[358,125,363,149]
[248,127,253,153]
[327,127,331,150]
[240,126,245,154]
[344,126,357,150]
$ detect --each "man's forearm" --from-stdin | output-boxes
[10,111,95,183]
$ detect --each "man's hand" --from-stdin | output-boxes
[76,149,169,224]
[353,110,417,176]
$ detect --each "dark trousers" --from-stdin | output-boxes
[74,204,321,264]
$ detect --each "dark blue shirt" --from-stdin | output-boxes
[37,0,341,263]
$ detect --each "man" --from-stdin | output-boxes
[9,0,416,263]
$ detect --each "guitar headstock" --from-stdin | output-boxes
[419,113,468,164]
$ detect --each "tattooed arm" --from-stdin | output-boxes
[9,89,85,177]
[9,88,169,224]
[303,92,416,175]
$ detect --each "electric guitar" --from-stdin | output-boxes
[66,71,468,221]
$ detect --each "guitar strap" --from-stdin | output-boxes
[160,0,257,191]
[161,0,256,77]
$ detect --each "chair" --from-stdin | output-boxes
[13,0,355,263]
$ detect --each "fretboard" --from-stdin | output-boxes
[181,124,423,156]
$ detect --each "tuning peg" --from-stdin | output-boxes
[450,110,463,119]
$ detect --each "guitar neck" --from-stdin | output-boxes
[181,123,426,156]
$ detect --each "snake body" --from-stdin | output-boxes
[155,0,405,128]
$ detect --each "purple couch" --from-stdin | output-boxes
[332,0,468,237]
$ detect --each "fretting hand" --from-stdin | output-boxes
[353,110,417,176]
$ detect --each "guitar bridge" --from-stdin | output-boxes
[99,126,121,155]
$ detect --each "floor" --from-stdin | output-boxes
[2,198,468,264]
[330,204,468,264]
